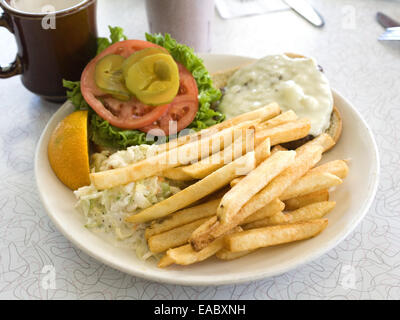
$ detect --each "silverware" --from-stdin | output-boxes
[378,27,400,41]
[376,12,400,29]
[283,0,325,28]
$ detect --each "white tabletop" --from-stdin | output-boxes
[0,0,399,300]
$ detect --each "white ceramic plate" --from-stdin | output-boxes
[35,54,380,286]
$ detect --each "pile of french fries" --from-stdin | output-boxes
[89,103,349,268]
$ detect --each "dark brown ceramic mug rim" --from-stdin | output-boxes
[0,0,96,19]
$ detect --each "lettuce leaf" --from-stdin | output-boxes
[89,113,154,149]
[63,79,89,110]
[97,26,127,55]
[145,33,225,130]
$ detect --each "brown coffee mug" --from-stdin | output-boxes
[0,0,98,101]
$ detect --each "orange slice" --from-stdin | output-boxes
[48,110,90,190]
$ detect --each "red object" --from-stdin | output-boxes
[81,40,198,133]
[140,64,199,136]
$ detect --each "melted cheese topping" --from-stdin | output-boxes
[219,54,334,136]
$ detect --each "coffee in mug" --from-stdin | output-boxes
[9,0,84,13]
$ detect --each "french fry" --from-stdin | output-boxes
[215,102,280,125]
[225,219,328,252]
[308,160,349,179]
[228,144,323,222]
[255,118,311,146]
[284,189,329,211]
[165,244,213,266]
[254,138,271,165]
[157,254,175,268]
[178,130,256,179]
[261,110,298,129]
[296,133,335,154]
[242,201,335,229]
[271,145,288,152]
[90,120,257,190]
[216,248,254,260]
[190,144,324,251]
[190,216,218,243]
[148,218,209,253]
[229,177,242,188]
[217,151,296,224]
[161,167,194,181]
[145,198,220,239]
[262,159,346,196]
[154,103,280,154]
[165,227,242,266]
[285,201,336,223]
[280,172,342,201]
[126,151,256,223]
[200,187,230,202]
[242,211,289,230]
[229,142,281,187]
[242,198,285,224]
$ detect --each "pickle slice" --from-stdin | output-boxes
[125,53,180,106]
[95,54,131,101]
[122,47,167,79]
[154,60,171,81]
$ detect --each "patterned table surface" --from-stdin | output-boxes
[0,0,399,300]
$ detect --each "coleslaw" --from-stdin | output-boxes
[74,145,182,260]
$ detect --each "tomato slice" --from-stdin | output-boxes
[81,40,170,130]
[140,96,199,136]
[139,64,199,136]
[81,40,199,133]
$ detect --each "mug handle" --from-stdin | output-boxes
[0,12,22,78]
